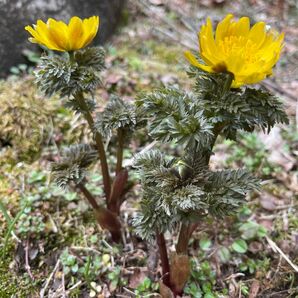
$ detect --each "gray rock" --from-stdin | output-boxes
[0,0,125,77]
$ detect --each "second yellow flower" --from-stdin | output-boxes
[185,14,284,88]
[25,16,99,52]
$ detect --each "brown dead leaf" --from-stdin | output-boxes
[292,233,298,253]
[228,280,238,298]
[248,241,263,254]
[260,127,296,171]
[106,73,122,85]
[199,0,225,7]
[260,192,277,211]
[129,268,148,288]
[279,239,291,254]
[159,281,174,298]
[259,219,274,231]
[169,253,190,294]
[248,279,260,298]
[268,151,295,172]
[149,0,164,5]
[160,74,178,85]
[14,242,25,271]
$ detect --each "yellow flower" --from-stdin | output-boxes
[25,16,99,52]
[185,14,284,88]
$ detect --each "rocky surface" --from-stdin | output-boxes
[0,0,125,77]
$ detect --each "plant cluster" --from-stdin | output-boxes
[134,67,288,296]
[21,13,289,297]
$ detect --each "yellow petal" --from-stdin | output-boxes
[248,21,266,47]
[34,20,52,44]
[25,25,39,39]
[199,19,223,64]
[80,16,99,48]
[47,18,69,51]
[28,37,38,44]
[35,19,62,50]
[225,54,244,74]
[184,51,213,72]
[234,16,250,36]
[26,21,60,51]
[68,16,84,50]
[215,14,234,44]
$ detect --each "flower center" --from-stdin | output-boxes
[218,36,259,64]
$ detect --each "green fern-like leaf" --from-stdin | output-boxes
[133,148,259,239]
[65,98,96,114]
[204,169,260,217]
[188,67,288,138]
[172,185,207,211]
[94,95,136,138]
[74,47,105,71]
[35,47,105,97]
[51,144,98,188]
[138,87,214,149]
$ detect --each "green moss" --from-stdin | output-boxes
[143,40,182,64]
[0,256,38,297]
[0,77,56,164]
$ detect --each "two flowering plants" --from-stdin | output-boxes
[26,14,288,296]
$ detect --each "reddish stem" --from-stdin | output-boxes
[77,183,121,243]
[176,223,191,254]
[156,232,170,287]
[74,92,111,200]
[77,182,99,209]
[116,128,124,176]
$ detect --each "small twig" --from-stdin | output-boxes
[11,231,21,243]
[266,289,294,297]
[224,273,245,280]
[272,255,283,281]
[40,259,61,298]
[153,27,196,51]
[124,141,157,167]
[61,271,66,298]
[24,239,34,280]
[65,280,83,294]
[47,212,58,233]
[266,236,298,272]
[70,246,102,255]
[123,287,136,297]
[102,239,113,250]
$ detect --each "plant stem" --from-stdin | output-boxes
[156,232,170,287]
[176,223,191,254]
[74,92,111,199]
[77,182,99,209]
[77,182,122,243]
[116,128,124,175]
